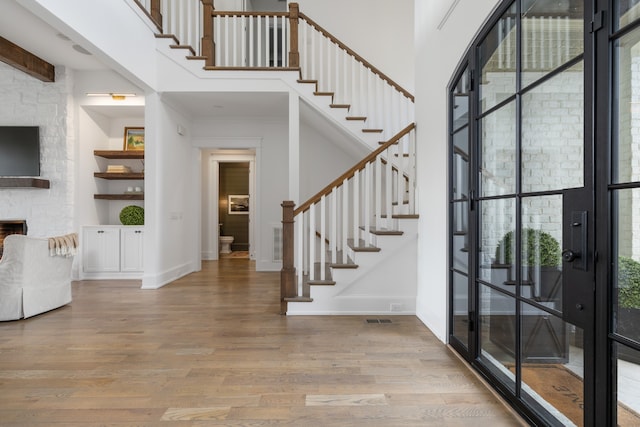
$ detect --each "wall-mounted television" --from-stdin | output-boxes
[0,126,40,177]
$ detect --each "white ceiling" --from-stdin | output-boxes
[0,0,105,70]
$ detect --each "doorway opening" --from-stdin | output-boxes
[202,149,256,261]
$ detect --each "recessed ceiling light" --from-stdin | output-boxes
[56,33,71,41]
[72,44,92,55]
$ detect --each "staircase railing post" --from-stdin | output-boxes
[201,0,215,66]
[281,201,296,314]
[288,3,300,68]
[150,0,162,29]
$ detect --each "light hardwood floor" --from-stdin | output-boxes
[0,259,525,426]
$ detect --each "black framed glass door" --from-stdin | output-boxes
[448,1,597,425]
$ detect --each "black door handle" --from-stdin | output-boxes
[562,249,581,263]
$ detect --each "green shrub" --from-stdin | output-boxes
[119,205,144,225]
[619,257,640,309]
[495,228,561,267]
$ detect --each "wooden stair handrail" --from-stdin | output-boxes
[298,12,414,102]
[294,123,416,216]
[212,11,290,17]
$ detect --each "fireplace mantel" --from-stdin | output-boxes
[0,178,50,189]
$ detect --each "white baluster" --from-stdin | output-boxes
[364,162,371,244]
[385,146,392,228]
[331,190,337,264]
[320,195,326,280]
[309,204,315,280]
[353,171,360,247]
[296,214,303,296]
[408,129,416,214]
[342,178,349,264]
[280,16,289,67]
[265,16,271,67]
[375,155,382,228]
[396,136,405,215]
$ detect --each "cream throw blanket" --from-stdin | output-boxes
[48,233,79,257]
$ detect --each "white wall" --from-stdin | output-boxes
[290,0,414,93]
[299,121,361,201]
[192,118,289,271]
[414,0,501,342]
[142,94,200,288]
[0,62,75,238]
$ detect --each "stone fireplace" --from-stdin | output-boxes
[0,220,27,258]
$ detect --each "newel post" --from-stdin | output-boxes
[280,201,296,314]
[201,0,215,66]
[288,3,300,68]
[150,0,162,29]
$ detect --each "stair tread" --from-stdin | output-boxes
[379,214,419,219]
[346,116,367,121]
[330,104,350,109]
[186,55,207,60]
[298,79,317,84]
[330,263,359,269]
[307,280,336,285]
[314,92,334,96]
[358,226,403,236]
[284,296,313,302]
[170,44,196,55]
[347,238,381,252]
[362,129,384,133]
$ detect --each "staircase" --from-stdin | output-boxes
[142,0,417,314]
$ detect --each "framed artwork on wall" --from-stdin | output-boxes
[123,127,144,151]
[228,195,249,214]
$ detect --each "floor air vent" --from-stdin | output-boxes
[366,319,392,324]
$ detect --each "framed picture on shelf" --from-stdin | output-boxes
[228,195,249,214]
[123,127,144,151]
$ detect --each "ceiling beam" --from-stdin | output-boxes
[0,36,55,82]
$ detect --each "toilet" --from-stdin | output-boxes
[219,235,234,254]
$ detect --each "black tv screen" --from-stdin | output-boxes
[0,126,40,177]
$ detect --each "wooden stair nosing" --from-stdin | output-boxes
[170,44,196,56]
[307,279,336,286]
[329,262,359,269]
[284,296,313,302]
[346,116,367,121]
[358,226,403,236]
[347,238,381,252]
[362,129,384,133]
[379,214,419,219]
[155,34,180,44]
[314,91,334,97]
[186,55,207,60]
[330,104,350,109]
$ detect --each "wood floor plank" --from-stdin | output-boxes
[0,259,525,426]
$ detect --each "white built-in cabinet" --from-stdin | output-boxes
[82,225,144,279]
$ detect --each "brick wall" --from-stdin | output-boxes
[0,62,75,238]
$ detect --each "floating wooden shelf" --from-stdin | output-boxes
[0,177,50,189]
[94,172,144,180]
[94,194,144,200]
[94,150,144,160]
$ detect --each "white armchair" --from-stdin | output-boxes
[0,234,74,320]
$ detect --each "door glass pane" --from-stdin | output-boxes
[479,198,516,290]
[522,61,584,193]
[479,283,516,392]
[453,67,470,130]
[480,101,517,197]
[521,0,584,88]
[452,201,469,273]
[615,343,640,425]
[614,189,640,343]
[522,195,563,309]
[520,300,584,427]
[453,128,469,200]
[615,0,640,31]
[614,27,640,184]
[452,272,469,348]
[479,2,517,113]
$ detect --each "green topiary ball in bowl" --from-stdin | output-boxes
[119,205,144,225]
